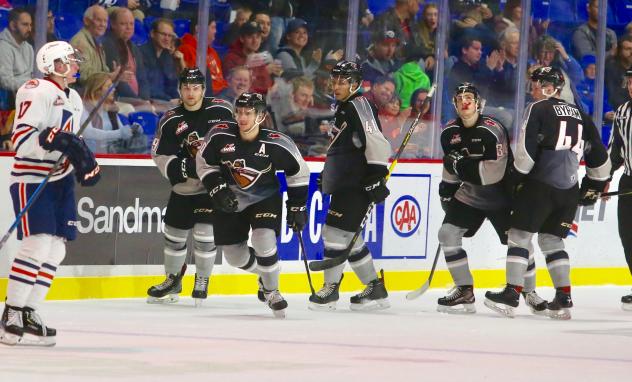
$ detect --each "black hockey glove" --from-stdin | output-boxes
[443,150,467,176]
[439,181,460,212]
[503,164,526,200]
[209,181,238,213]
[166,157,198,185]
[579,177,608,206]
[286,203,307,231]
[363,176,390,204]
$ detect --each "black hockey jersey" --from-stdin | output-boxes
[514,97,611,189]
[152,97,234,195]
[321,93,391,194]
[197,121,310,211]
[441,115,510,210]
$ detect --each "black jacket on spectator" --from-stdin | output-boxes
[138,42,179,101]
[605,56,631,110]
[102,31,150,100]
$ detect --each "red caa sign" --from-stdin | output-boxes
[390,195,421,237]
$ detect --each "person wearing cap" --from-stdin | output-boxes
[373,0,420,47]
[224,21,277,95]
[361,29,402,84]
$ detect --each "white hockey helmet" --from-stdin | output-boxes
[36,41,81,77]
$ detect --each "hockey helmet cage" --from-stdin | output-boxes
[330,60,362,84]
[235,92,267,114]
[36,41,82,77]
[179,67,206,88]
[452,82,484,113]
[530,66,565,91]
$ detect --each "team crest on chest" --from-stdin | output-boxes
[450,133,461,145]
[222,159,271,189]
[53,95,65,106]
[184,131,204,156]
[221,143,236,153]
[176,121,189,135]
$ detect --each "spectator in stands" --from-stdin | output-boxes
[224,21,277,95]
[489,27,519,109]
[98,0,147,21]
[363,76,396,113]
[139,18,183,104]
[361,29,401,84]
[392,61,430,110]
[449,7,499,56]
[606,35,632,110]
[373,0,420,48]
[178,16,228,96]
[494,0,548,47]
[102,7,150,104]
[275,18,322,80]
[576,54,612,119]
[529,35,584,107]
[254,11,274,54]
[313,61,336,109]
[572,0,617,61]
[71,5,115,88]
[407,3,438,72]
[397,87,433,158]
[222,5,253,47]
[0,8,32,107]
[448,37,497,97]
[81,72,145,154]
[218,66,252,105]
[276,76,315,137]
[26,9,59,45]
[379,94,404,140]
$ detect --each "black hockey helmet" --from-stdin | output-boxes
[330,60,362,85]
[235,92,267,114]
[179,67,205,88]
[530,66,565,91]
[452,82,484,113]
[625,68,632,77]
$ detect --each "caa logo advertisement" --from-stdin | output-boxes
[390,195,421,238]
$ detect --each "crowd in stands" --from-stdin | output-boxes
[1,0,632,157]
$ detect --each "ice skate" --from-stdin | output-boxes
[350,271,390,311]
[522,291,549,316]
[19,307,56,347]
[308,274,343,311]
[191,273,209,307]
[0,304,23,346]
[484,285,520,318]
[263,289,288,319]
[437,286,476,314]
[621,292,632,311]
[147,265,186,304]
[547,289,573,320]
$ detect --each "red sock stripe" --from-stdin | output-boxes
[561,286,571,294]
[11,266,37,279]
[19,183,29,237]
[37,271,55,280]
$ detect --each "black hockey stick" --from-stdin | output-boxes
[308,85,437,272]
[296,230,316,296]
[0,70,124,252]
[405,244,441,300]
[601,189,632,198]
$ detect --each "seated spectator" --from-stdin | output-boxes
[312,62,336,109]
[361,29,402,84]
[392,61,430,110]
[71,5,115,88]
[98,0,147,21]
[26,9,59,45]
[81,72,146,154]
[224,21,277,95]
[102,7,151,105]
[178,16,228,96]
[0,109,13,151]
[0,8,33,108]
[221,5,253,47]
[379,94,404,141]
[218,66,252,105]
[275,18,328,80]
[577,54,612,118]
[254,11,274,54]
[606,35,632,110]
[139,18,183,104]
[488,27,519,109]
[270,76,314,137]
[572,0,617,60]
[363,76,396,112]
[449,8,499,56]
[373,0,420,49]
[407,3,438,72]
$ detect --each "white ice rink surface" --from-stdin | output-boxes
[1,286,631,382]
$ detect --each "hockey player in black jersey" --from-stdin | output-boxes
[485,67,611,320]
[196,92,309,318]
[308,60,392,311]
[437,83,547,315]
[148,68,234,306]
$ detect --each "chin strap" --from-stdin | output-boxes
[243,112,266,135]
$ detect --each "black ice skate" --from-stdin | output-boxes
[257,277,265,303]
[437,286,476,314]
[484,285,520,318]
[522,291,549,316]
[0,304,23,346]
[308,274,344,311]
[21,307,56,346]
[263,289,288,319]
[147,264,186,304]
[621,292,632,311]
[350,271,390,311]
[191,273,209,307]
[547,289,573,320]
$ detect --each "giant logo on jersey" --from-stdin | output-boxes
[390,195,421,238]
[222,159,271,189]
[184,131,204,156]
[61,109,74,132]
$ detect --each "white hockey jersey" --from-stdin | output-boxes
[10,78,84,184]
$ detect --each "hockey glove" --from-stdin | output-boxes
[286,203,307,231]
[503,164,526,200]
[439,181,460,212]
[363,176,390,204]
[443,150,467,176]
[579,177,608,206]
[166,157,199,185]
[209,181,238,213]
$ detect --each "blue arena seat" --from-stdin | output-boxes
[212,0,232,23]
[614,0,632,25]
[56,12,83,41]
[131,19,148,45]
[367,0,395,18]
[576,0,617,25]
[173,19,191,38]
[0,9,8,30]
[532,0,551,20]
[128,111,159,137]
[549,0,577,24]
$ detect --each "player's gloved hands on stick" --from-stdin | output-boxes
[443,149,466,175]
[209,181,238,213]
[180,158,198,180]
[363,175,390,203]
[286,203,307,231]
[579,177,607,206]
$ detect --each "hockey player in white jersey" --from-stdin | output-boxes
[1,41,100,347]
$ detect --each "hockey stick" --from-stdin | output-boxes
[405,244,441,300]
[0,70,124,251]
[296,230,316,296]
[309,85,437,272]
[601,189,632,198]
